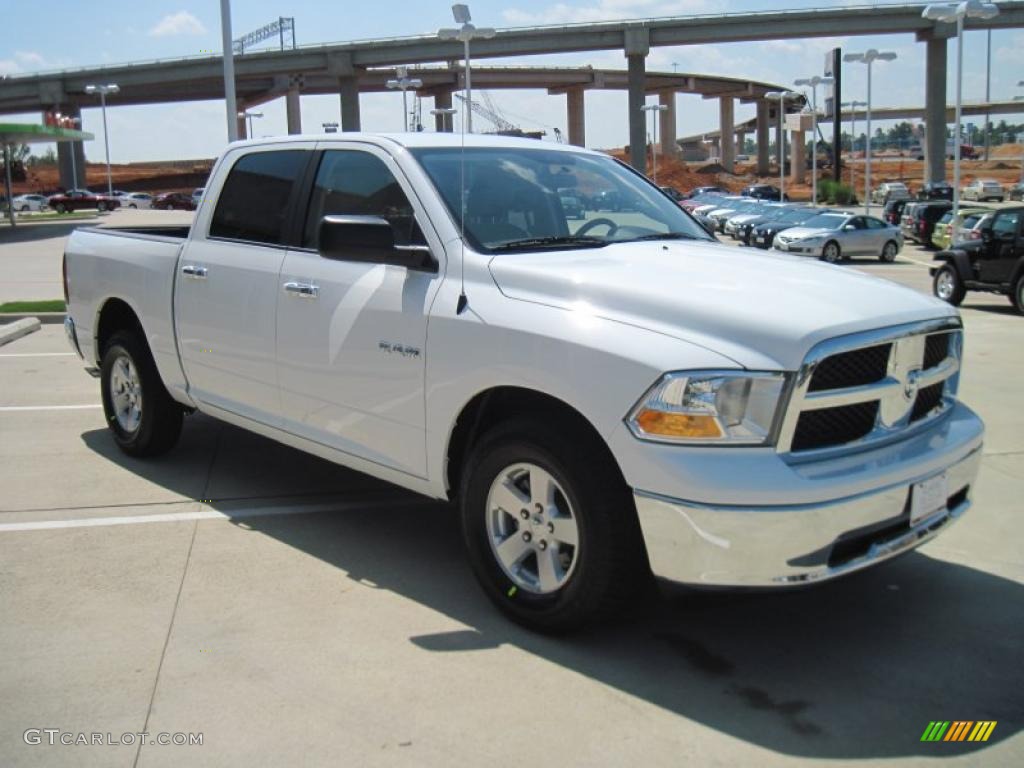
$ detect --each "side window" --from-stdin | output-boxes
[866,217,885,229]
[992,212,1019,239]
[849,217,867,229]
[210,150,306,245]
[303,150,424,249]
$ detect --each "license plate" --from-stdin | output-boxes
[756,235,765,243]
[910,473,948,526]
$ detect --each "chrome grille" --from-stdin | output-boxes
[778,319,962,456]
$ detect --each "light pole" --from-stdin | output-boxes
[640,103,669,182]
[84,84,119,196]
[438,4,495,134]
[922,1,1000,220]
[220,0,238,142]
[765,91,797,202]
[794,75,833,207]
[386,67,424,132]
[844,50,897,214]
[840,100,866,189]
[237,111,263,137]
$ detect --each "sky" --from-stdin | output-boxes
[2,0,1023,163]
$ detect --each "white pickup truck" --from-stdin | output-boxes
[63,134,983,631]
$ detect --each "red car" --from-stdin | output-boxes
[48,189,121,213]
[152,192,197,211]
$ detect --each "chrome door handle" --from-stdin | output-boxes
[181,265,208,279]
[284,281,319,299]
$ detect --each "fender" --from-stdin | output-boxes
[931,249,974,282]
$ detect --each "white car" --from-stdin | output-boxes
[961,179,1004,202]
[871,182,911,204]
[12,194,48,212]
[773,212,903,262]
[62,133,983,632]
[119,192,153,210]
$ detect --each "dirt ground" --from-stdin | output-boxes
[12,161,213,196]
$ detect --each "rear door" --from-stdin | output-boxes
[175,144,314,425]
[978,210,1021,283]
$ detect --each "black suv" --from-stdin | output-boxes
[932,206,1024,312]
[901,201,952,246]
[882,199,910,225]
[741,184,788,201]
[917,181,954,201]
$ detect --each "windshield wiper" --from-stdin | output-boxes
[489,235,609,251]
[623,232,708,242]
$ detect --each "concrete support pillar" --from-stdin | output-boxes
[791,129,806,185]
[433,89,454,132]
[775,122,784,169]
[719,96,735,173]
[624,28,650,172]
[924,36,948,183]
[756,100,770,176]
[55,105,85,190]
[236,112,248,140]
[285,87,302,135]
[566,87,586,147]
[658,90,677,158]
[736,130,746,158]
[339,75,361,132]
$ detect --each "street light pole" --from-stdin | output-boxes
[640,103,669,182]
[438,4,495,134]
[794,75,833,207]
[765,91,796,201]
[844,50,897,214]
[841,100,866,189]
[85,84,119,196]
[220,0,239,142]
[386,67,424,131]
[922,1,1000,220]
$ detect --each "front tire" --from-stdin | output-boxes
[880,240,898,262]
[821,241,841,263]
[933,265,965,307]
[100,331,183,457]
[460,419,646,633]
[54,202,66,214]
[1011,274,1024,314]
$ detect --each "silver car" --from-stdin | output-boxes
[962,179,1004,202]
[773,212,904,263]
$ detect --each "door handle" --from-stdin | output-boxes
[181,265,208,279]
[284,281,319,299]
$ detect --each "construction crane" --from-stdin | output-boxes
[234,17,296,55]
[455,93,517,133]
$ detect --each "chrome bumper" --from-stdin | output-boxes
[634,444,982,587]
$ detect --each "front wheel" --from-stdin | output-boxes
[54,202,66,214]
[880,240,898,262]
[1011,274,1024,314]
[460,419,646,633]
[933,265,966,307]
[97,201,107,212]
[821,241,841,263]
[100,331,183,457]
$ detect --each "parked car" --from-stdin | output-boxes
[724,202,788,240]
[953,210,993,245]
[659,186,682,201]
[773,212,903,263]
[192,187,206,207]
[917,181,954,201]
[683,185,727,199]
[748,206,830,249]
[152,192,197,211]
[871,182,912,204]
[1009,182,1024,202]
[12,193,49,212]
[901,201,952,246]
[119,192,153,210]
[61,133,982,631]
[707,198,763,232]
[47,189,121,213]
[933,207,987,250]
[882,198,910,226]
[559,192,585,220]
[962,179,1004,202]
[932,205,1024,312]
[731,204,794,245]
[740,184,788,202]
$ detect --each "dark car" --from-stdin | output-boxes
[901,201,952,246]
[1009,183,1024,202]
[47,189,121,214]
[741,183,788,202]
[882,199,910,226]
[733,204,793,245]
[683,185,728,199]
[932,206,1024,313]
[748,206,828,249]
[660,186,683,201]
[152,192,197,211]
[917,181,954,201]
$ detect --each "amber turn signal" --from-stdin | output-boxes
[634,409,723,439]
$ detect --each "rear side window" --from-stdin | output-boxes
[992,212,1019,238]
[210,150,306,245]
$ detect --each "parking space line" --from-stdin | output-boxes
[896,255,936,268]
[0,352,75,357]
[0,404,101,412]
[0,498,430,533]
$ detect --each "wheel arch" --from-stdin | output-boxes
[94,297,146,362]
[932,249,973,281]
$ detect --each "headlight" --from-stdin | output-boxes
[627,371,787,445]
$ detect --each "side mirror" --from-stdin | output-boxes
[318,215,437,272]
[843,224,856,231]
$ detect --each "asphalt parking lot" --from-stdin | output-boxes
[1,210,1022,766]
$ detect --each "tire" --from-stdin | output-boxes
[54,202,66,214]
[19,204,29,212]
[880,240,898,262]
[821,241,841,264]
[100,330,183,457]
[97,201,107,212]
[1011,274,1024,315]
[933,265,965,307]
[129,203,137,209]
[459,418,646,633]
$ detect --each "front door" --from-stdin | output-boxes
[978,210,1020,284]
[275,145,444,477]
[176,145,312,425]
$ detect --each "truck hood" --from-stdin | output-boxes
[488,240,956,371]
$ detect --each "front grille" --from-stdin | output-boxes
[911,382,944,422]
[791,402,879,451]
[808,343,891,392]
[924,333,950,370]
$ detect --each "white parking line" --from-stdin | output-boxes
[0,404,101,412]
[896,254,936,268]
[0,498,429,532]
[0,352,75,358]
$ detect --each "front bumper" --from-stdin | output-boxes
[631,406,984,587]
[774,239,823,256]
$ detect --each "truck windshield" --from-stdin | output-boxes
[409,147,712,253]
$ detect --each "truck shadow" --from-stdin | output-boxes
[81,418,1023,759]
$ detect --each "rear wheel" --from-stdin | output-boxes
[97,201,107,212]
[100,330,183,457]
[460,418,646,633]
[880,240,898,262]
[821,241,841,263]
[1011,274,1024,314]
[54,202,66,214]
[933,265,965,307]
